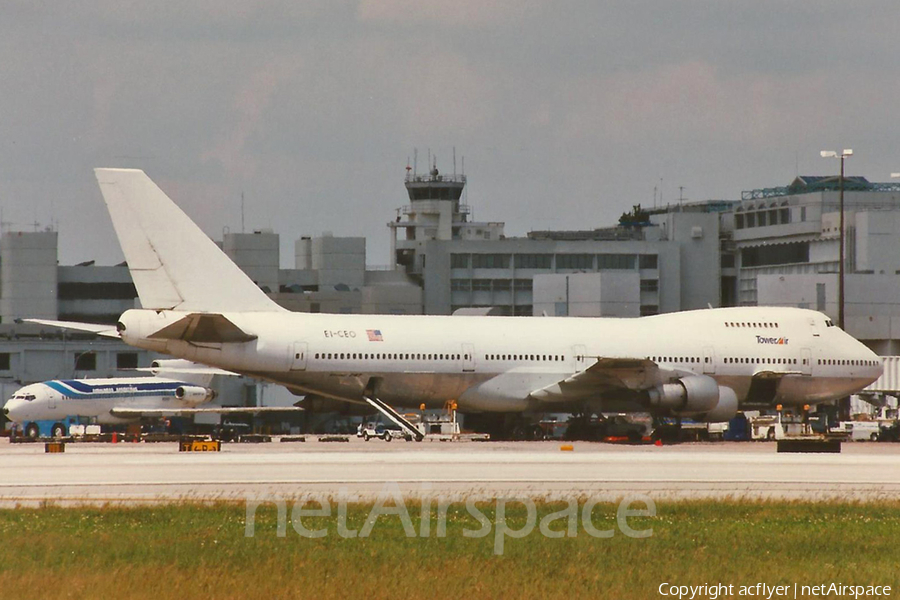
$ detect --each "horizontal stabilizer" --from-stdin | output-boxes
[20,318,120,338]
[110,406,305,418]
[148,313,257,344]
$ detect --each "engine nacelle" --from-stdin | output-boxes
[175,385,216,404]
[702,386,738,423]
[648,375,738,423]
[151,359,198,376]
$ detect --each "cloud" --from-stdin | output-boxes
[3,0,900,267]
[200,57,298,176]
[553,60,879,151]
[357,0,542,27]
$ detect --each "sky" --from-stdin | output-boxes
[2,1,899,267]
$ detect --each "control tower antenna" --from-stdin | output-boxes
[413,148,418,178]
[453,147,457,178]
[241,191,245,233]
[462,156,466,204]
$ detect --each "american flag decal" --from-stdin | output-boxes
[367,329,383,342]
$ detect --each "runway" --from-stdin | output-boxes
[2,438,900,505]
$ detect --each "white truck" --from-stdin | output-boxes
[832,420,884,441]
[750,412,814,441]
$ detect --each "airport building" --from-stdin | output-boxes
[2,165,900,424]
[734,176,900,356]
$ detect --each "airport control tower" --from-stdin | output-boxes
[389,158,504,279]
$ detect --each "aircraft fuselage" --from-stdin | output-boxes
[117,305,882,415]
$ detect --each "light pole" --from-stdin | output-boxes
[820,149,853,329]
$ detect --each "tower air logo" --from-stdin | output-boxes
[756,335,788,345]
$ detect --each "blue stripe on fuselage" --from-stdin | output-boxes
[44,380,187,400]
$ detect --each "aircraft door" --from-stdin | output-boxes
[703,346,716,375]
[290,342,308,371]
[800,348,812,376]
[573,345,587,372]
[47,392,56,410]
[809,317,820,337]
[461,343,475,372]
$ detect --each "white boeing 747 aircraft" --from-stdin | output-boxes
[3,359,301,438]
[35,169,883,441]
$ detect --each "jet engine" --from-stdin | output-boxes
[175,385,216,404]
[648,375,738,423]
[151,359,199,376]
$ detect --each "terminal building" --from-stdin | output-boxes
[2,164,900,425]
[734,175,900,356]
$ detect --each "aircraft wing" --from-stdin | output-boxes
[19,318,120,339]
[133,366,242,377]
[110,406,304,418]
[529,357,664,403]
[752,370,804,378]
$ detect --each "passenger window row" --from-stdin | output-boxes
[649,356,705,364]
[315,353,464,361]
[485,354,565,362]
[724,357,797,365]
[724,322,779,329]
[818,359,878,366]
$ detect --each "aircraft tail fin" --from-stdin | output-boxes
[94,168,282,313]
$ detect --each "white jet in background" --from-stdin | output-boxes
[3,359,301,438]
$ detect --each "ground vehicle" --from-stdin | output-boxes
[212,421,251,442]
[565,413,648,442]
[723,413,750,441]
[832,420,882,441]
[750,412,814,440]
[16,416,86,439]
[359,420,409,441]
[537,415,569,440]
[876,422,900,442]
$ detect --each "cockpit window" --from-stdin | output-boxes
[825,320,835,328]
[24,394,35,401]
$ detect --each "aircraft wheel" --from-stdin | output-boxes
[384,431,392,442]
[871,433,879,442]
[51,423,66,438]
[25,423,40,439]
[511,425,528,441]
